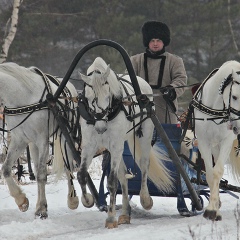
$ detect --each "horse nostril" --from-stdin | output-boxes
[233,126,238,135]
[97,128,107,134]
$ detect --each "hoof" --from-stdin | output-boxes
[99,204,108,212]
[203,209,217,220]
[81,193,94,208]
[68,195,79,210]
[215,214,222,221]
[18,197,29,212]
[140,196,153,210]
[118,215,131,225]
[35,212,48,219]
[105,220,118,229]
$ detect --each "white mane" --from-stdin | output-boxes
[0,62,36,91]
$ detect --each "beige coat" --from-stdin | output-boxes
[130,52,187,124]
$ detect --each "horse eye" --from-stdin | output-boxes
[232,95,237,101]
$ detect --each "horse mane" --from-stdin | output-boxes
[220,60,240,78]
[87,57,122,99]
[0,62,36,92]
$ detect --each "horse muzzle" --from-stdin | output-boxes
[95,120,107,134]
[96,127,107,134]
[228,119,239,135]
[230,122,239,135]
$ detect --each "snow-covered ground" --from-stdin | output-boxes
[0,158,240,240]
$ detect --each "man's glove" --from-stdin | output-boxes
[160,85,176,101]
[160,85,176,112]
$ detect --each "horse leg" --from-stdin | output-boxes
[34,142,49,219]
[198,143,219,220]
[77,147,96,208]
[203,160,223,221]
[202,155,216,220]
[66,170,79,210]
[200,141,230,221]
[137,121,153,210]
[2,137,29,212]
[105,158,120,229]
[117,158,131,225]
[204,144,230,221]
[139,151,153,210]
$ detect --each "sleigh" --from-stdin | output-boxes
[97,123,240,216]
[3,39,240,225]
[50,40,239,218]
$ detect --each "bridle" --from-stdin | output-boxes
[191,71,240,124]
[79,76,124,125]
[83,78,111,123]
[217,71,240,154]
[78,70,153,136]
[219,73,240,122]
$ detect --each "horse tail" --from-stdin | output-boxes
[51,133,65,179]
[51,131,74,180]
[127,137,174,193]
[149,144,175,193]
[229,139,240,183]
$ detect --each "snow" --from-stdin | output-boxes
[0,158,240,240]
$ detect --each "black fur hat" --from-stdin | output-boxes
[142,21,171,47]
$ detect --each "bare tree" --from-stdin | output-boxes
[0,0,23,63]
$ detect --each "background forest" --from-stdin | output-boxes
[1,0,240,110]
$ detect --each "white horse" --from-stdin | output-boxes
[0,62,79,218]
[193,60,240,221]
[79,57,174,228]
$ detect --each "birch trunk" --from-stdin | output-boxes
[0,0,23,63]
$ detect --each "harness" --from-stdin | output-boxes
[191,69,240,122]
[78,74,152,130]
[180,68,240,142]
[190,68,228,123]
[3,67,75,131]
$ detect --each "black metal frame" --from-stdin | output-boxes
[46,39,203,211]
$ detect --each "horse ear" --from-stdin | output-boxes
[79,73,90,83]
[103,64,110,79]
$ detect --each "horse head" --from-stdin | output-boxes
[222,69,240,135]
[80,59,111,134]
